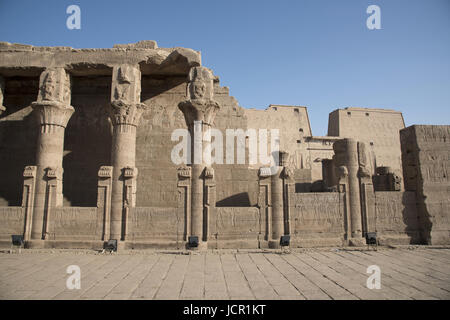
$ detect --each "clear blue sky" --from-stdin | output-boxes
[1,0,449,135]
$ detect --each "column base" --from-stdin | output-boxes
[348,237,366,247]
[116,240,127,252]
[25,239,46,249]
[268,240,281,249]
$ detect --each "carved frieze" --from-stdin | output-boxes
[177,166,191,179]
[123,166,138,178]
[45,167,63,179]
[258,167,273,177]
[98,166,113,178]
[23,166,37,178]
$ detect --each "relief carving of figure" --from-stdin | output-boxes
[192,81,206,99]
[41,70,57,101]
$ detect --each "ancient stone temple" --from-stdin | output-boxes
[0,40,448,249]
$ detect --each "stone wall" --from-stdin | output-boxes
[209,207,261,248]
[47,207,99,240]
[373,191,420,244]
[137,78,253,208]
[401,125,450,244]
[136,76,187,208]
[328,107,405,182]
[63,76,112,207]
[215,168,259,206]
[128,207,183,243]
[245,105,312,171]
[289,193,345,246]
[0,207,24,240]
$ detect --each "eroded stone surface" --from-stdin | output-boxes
[0,42,448,249]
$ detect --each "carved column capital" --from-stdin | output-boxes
[109,64,146,127]
[109,101,147,127]
[178,66,220,128]
[178,99,220,128]
[32,68,74,128]
[32,101,75,128]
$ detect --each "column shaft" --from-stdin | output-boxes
[31,125,65,239]
[271,167,284,241]
[29,67,73,242]
[190,164,204,239]
[110,124,136,240]
[346,139,362,237]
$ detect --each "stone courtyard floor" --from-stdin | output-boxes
[0,246,449,300]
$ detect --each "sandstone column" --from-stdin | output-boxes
[108,65,146,242]
[269,151,291,248]
[30,68,74,240]
[333,138,364,245]
[270,168,283,248]
[358,141,376,236]
[178,67,220,250]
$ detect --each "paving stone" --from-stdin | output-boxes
[0,248,449,300]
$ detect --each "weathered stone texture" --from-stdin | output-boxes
[401,125,450,244]
[0,207,24,240]
[129,207,183,242]
[289,193,344,246]
[328,107,405,180]
[0,42,448,249]
[210,207,260,241]
[373,191,420,244]
[47,207,99,240]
